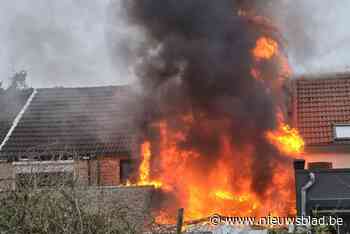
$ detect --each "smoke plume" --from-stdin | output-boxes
[122,0,290,202]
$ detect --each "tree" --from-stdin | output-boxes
[7,70,29,91]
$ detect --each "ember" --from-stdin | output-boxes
[122,0,305,224]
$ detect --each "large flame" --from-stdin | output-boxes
[139,117,301,224]
[127,142,162,188]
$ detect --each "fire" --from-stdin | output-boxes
[252,37,278,60]
[134,120,298,223]
[127,141,162,188]
[129,35,303,224]
[266,110,305,156]
[138,34,304,223]
[250,36,291,85]
[266,124,305,156]
[126,17,304,225]
[139,141,152,182]
[212,190,250,203]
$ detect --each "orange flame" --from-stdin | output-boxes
[250,36,291,84]
[140,141,151,182]
[266,124,305,156]
[138,119,297,224]
[127,141,162,188]
[252,37,278,60]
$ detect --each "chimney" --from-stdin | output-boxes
[294,159,305,170]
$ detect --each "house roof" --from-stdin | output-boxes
[0,89,33,147]
[292,73,350,146]
[0,86,142,160]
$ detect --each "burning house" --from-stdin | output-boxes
[0,0,309,227]
[2,1,350,233]
[116,0,308,224]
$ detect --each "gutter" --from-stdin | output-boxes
[301,172,316,217]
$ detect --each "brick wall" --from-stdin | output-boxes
[74,160,98,186]
[0,157,126,189]
[98,157,120,186]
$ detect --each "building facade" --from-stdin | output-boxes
[291,73,350,167]
[0,86,144,190]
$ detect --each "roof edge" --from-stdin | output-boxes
[293,72,350,81]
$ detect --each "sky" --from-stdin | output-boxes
[271,0,350,75]
[0,0,131,88]
[0,1,350,88]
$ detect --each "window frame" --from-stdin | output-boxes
[333,123,350,141]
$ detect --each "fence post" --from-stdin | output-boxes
[176,208,184,234]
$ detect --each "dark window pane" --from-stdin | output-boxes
[120,160,133,184]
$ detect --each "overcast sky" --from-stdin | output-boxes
[0,1,350,88]
[0,0,131,88]
[272,0,350,75]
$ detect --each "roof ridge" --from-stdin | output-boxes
[37,85,132,91]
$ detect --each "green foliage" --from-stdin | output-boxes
[0,183,138,234]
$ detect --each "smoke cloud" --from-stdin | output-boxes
[1,1,349,89]
[266,0,350,75]
[121,0,289,199]
[0,0,131,88]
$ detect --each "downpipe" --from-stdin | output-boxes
[301,172,316,217]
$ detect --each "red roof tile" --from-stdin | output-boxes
[293,74,350,146]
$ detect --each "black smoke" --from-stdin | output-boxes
[121,0,289,199]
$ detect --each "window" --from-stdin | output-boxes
[334,124,350,140]
[120,160,133,184]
